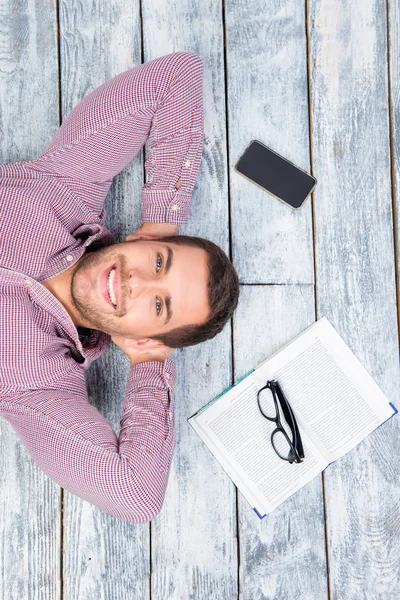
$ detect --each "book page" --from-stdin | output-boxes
[192,375,327,514]
[255,318,395,462]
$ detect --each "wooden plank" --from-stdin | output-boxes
[226,0,328,597]
[141,2,237,599]
[57,2,151,599]
[0,0,59,162]
[226,0,315,285]
[389,0,400,316]
[234,286,328,600]
[309,1,400,597]
[0,1,61,599]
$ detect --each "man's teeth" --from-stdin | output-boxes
[107,267,117,306]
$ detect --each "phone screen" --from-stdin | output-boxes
[235,141,316,209]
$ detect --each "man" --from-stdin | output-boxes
[0,52,239,522]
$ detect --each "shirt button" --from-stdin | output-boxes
[66,255,74,262]
[185,160,191,168]
[171,204,180,211]
[24,280,32,286]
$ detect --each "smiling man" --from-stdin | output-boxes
[43,237,212,349]
[0,52,239,523]
[44,238,210,335]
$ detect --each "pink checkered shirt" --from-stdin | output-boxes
[0,52,204,522]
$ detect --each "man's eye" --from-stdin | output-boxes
[156,253,163,316]
[156,253,163,273]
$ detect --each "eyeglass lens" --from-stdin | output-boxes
[257,386,278,420]
[272,429,297,461]
[258,385,298,461]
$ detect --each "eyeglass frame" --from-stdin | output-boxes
[256,379,305,464]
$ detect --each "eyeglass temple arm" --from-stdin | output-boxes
[272,382,305,458]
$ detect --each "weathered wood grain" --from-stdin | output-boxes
[234,286,328,600]
[141,2,237,599]
[2,0,400,597]
[226,0,315,285]
[225,0,328,598]
[0,1,61,599]
[0,0,59,162]
[389,0,400,320]
[309,1,400,597]
[57,2,150,599]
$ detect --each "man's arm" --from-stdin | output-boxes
[29,51,204,225]
[0,360,176,523]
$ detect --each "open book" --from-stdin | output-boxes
[188,317,397,519]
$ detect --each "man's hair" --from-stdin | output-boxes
[148,235,240,348]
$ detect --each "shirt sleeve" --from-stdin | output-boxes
[29,51,204,225]
[0,359,177,524]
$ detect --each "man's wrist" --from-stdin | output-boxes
[142,222,179,234]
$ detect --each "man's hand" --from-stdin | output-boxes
[125,222,179,242]
[111,333,175,367]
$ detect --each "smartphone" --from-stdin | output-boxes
[234,140,316,209]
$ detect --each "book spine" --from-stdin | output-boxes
[194,369,255,417]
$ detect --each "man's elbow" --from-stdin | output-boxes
[120,496,165,525]
[124,505,162,525]
[170,51,204,77]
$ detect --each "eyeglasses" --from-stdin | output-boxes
[257,379,305,464]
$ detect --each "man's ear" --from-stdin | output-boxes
[125,337,166,350]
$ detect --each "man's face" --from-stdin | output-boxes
[69,239,210,340]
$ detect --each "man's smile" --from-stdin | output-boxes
[100,263,120,310]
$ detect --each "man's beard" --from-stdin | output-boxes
[69,243,129,335]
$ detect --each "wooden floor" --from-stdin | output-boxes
[1,0,399,598]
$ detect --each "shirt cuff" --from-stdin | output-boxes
[128,358,176,413]
[141,188,191,225]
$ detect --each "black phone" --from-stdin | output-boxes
[234,140,316,209]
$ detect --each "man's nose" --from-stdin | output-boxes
[126,270,158,298]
